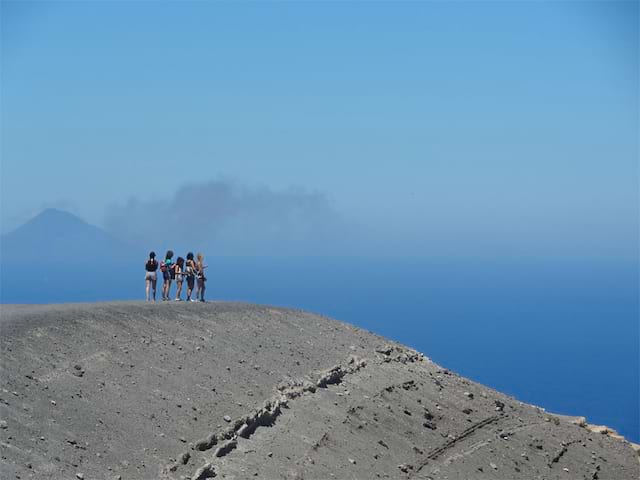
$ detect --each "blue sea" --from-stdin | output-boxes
[2,257,638,442]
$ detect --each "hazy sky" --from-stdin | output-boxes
[1,1,638,259]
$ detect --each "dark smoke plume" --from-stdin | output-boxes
[104,180,349,255]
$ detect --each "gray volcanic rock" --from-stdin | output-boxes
[0,302,638,479]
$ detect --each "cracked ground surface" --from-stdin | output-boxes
[1,302,638,479]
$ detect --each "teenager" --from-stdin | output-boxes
[195,252,207,302]
[144,251,158,301]
[185,252,197,302]
[174,257,185,301]
[161,250,174,301]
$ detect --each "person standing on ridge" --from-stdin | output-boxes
[185,252,197,302]
[196,252,207,302]
[144,251,158,301]
[161,250,174,301]
[174,256,185,301]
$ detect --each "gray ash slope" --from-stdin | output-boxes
[0,303,637,480]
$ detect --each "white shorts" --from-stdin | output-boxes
[145,272,157,281]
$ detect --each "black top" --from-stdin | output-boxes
[145,259,158,272]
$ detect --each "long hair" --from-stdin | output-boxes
[176,257,184,267]
[149,251,156,259]
[196,253,204,269]
[165,250,174,261]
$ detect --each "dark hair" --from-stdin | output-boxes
[176,257,184,267]
[149,251,156,259]
[165,250,174,260]
[186,252,194,261]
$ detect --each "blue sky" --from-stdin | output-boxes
[1,1,638,259]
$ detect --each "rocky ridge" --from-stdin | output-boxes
[0,302,638,479]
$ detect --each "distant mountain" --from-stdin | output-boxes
[0,209,142,303]
[1,208,133,264]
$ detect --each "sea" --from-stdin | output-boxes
[2,256,638,442]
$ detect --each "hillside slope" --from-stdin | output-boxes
[0,302,638,479]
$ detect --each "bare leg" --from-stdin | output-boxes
[151,278,157,301]
[175,281,183,300]
[145,279,151,301]
[196,280,205,302]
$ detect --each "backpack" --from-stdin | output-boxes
[160,261,167,273]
